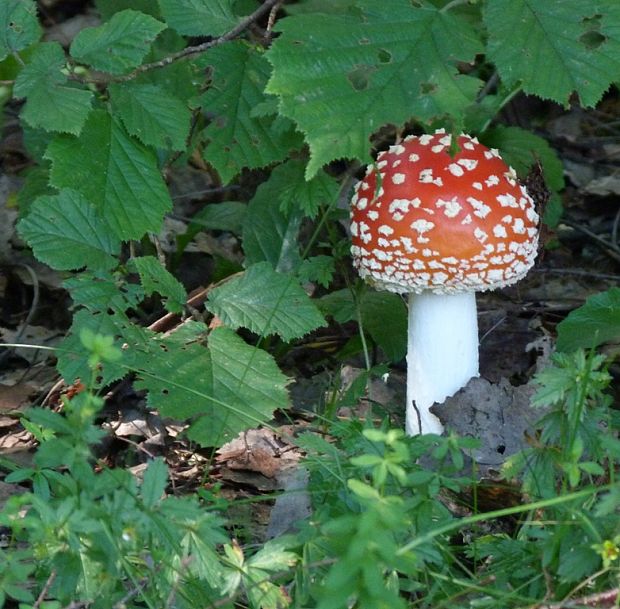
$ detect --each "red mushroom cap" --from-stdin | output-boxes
[350,129,540,294]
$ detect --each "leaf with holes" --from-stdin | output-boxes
[109,82,191,151]
[13,42,93,135]
[266,1,482,177]
[195,41,302,183]
[484,0,620,107]
[70,9,165,75]
[17,189,120,270]
[46,110,172,240]
[207,262,326,341]
[131,255,187,314]
[0,0,41,61]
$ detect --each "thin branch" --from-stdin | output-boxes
[562,217,620,263]
[34,570,57,608]
[105,0,281,84]
[538,587,619,609]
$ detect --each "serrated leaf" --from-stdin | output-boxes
[484,0,620,107]
[270,159,339,219]
[64,272,144,313]
[483,125,565,192]
[132,255,187,314]
[96,0,161,20]
[195,41,302,183]
[141,457,168,508]
[158,0,238,36]
[556,288,620,352]
[266,2,483,177]
[70,9,165,75]
[13,42,92,135]
[0,0,41,61]
[318,288,357,324]
[207,262,326,341]
[298,255,335,289]
[46,110,172,240]
[135,323,289,447]
[192,326,290,445]
[137,29,199,103]
[191,201,247,234]
[17,189,120,270]
[17,163,55,212]
[109,82,191,150]
[57,309,130,386]
[243,174,303,272]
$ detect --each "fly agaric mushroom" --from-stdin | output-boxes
[350,129,539,435]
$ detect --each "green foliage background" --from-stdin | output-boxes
[1,0,620,607]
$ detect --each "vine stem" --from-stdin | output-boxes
[103,0,281,84]
[440,0,471,13]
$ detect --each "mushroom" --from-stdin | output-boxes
[350,129,539,435]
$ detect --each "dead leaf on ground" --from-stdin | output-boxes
[216,429,301,480]
[433,377,538,467]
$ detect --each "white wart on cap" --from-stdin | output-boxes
[350,130,540,294]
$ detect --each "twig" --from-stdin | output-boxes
[0,263,41,367]
[103,0,281,84]
[562,217,620,263]
[440,0,471,12]
[538,587,618,608]
[34,570,57,608]
[264,0,282,40]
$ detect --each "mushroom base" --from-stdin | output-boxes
[405,291,479,435]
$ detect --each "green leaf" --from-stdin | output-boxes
[132,255,187,314]
[96,0,161,20]
[361,291,407,363]
[141,457,168,508]
[64,271,144,313]
[17,163,55,212]
[484,0,620,107]
[242,174,304,272]
[298,255,335,289]
[193,326,290,445]
[135,323,289,446]
[158,0,238,36]
[556,288,620,352]
[195,41,302,183]
[267,2,483,177]
[17,189,120,270]
[190,201,247,234]
[206,262,326,341]
[0,0,41,61]
[482,125,565,192]
[13,42,93,135]
[46,110,172,240]
[70,9,165,75]
[56,309,131,386]
[269,159,339,219]
[109,82,191,151]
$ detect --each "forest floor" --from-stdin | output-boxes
[2,0,620,541]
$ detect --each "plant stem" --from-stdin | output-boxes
[105,0,281,83]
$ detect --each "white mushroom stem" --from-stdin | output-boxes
[405,291,479,436]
